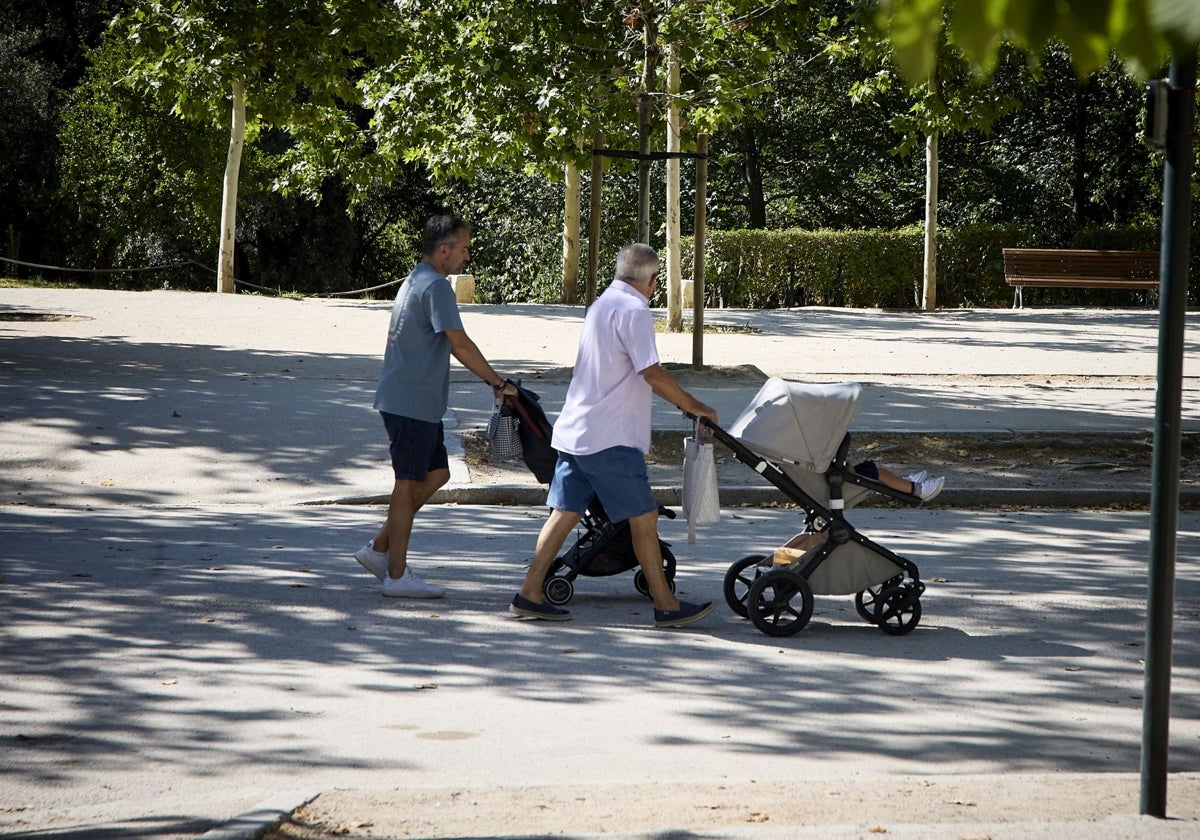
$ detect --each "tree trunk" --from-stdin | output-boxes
[922,129,938,311]
[562,156,581,305]
[692,133,708,369]
[1073,83,1087,225]
[666,45,682,332]
[218,80,246,294]
[637,7,659,245]
[587,131,603,305]
[741,126,766,229]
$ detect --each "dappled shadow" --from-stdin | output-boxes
[853,380,1193,433]
[3,504,1198,819]
[0,334,379,506]
[0,332,559,506]
[3,305,1194,511]
[728,307,1200,359]
[0,818,213,839]
[3,299,1200,833]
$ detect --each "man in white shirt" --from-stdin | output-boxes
[510,243,720,627]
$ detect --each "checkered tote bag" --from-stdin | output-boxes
[486,396,524,461]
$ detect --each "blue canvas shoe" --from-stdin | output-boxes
[509,594,572,621]
[654,601,716,628]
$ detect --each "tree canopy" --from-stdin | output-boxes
[880,0,1198,82]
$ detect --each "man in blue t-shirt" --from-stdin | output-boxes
[354,215,515,598]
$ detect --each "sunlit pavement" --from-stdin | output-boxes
[1,289,1198,837]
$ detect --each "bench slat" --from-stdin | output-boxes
[1001,248,1159,307]
[1006,277,1159,289]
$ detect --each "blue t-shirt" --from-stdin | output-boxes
[372,262,464,422]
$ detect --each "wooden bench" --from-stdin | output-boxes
[1002,248,1159,308]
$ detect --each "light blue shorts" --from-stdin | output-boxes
[547,446,656,524]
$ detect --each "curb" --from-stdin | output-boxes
[197,790,319,840]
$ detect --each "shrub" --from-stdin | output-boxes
[683,223,1191,309]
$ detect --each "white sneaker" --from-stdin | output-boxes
[906,470,928,485]
[914,476,945,501]
[353,542,388,580]
[382,568,445,599]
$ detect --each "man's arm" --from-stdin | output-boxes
[640,363,718,426]
[446,328,516,395]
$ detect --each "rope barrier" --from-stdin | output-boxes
[2,253,400,299]
[234,276,404,298]
[0,255,214,274]
[324,277,404,297]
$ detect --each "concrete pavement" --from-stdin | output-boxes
[3,503,1199,838]
[2,288,1198,509]
[1,288,1199,838]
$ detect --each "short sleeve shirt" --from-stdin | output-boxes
[372,262,464,422]
[551,281,659,455]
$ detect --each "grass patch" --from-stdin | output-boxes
[653,318,759,334]
[1,276,82,289]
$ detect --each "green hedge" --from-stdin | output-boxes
[683,224,1192,309]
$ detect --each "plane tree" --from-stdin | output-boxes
[114,0,393,292]
[359,0,813,317]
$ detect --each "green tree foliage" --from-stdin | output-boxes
[57,35,228,284]
[833,4,1015,152]
[939,44,1162,233]
[112,0,402,290]
[706,16,925,230]
[0,0,121,267]
[6,0,1184,304]
[54,21,439,294]
[706,4,1164,237]
[878,0,1196,81]
[360,0,815,178]
[115,0,388,196]
[0,20,58,257]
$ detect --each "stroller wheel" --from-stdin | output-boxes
[746,570,814,638]
[874,585,922,636]
[633,543,677,597]
[854,576,903,624]
[723,554,771,618]
[544,575,574,606]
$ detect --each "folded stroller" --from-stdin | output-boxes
[694,378,927,637]
[504,382,677,607]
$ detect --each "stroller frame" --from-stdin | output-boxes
[503,380,679,607]
[695,413,926,637]
[541,499,678,606]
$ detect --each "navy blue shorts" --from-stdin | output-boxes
[854,459,879,479]
[547,446,656,524]
[381,412,448,481]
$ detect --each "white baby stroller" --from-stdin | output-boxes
[693,378,927,637]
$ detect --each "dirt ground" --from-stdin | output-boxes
[263,774,1200,839]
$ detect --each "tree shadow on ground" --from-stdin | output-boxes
[2,505,1198,801]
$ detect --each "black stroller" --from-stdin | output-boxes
[505,382,677,606]
[692,378,927,637]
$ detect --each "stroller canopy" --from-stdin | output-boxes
[729,379,862,472]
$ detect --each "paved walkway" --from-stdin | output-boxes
[1,289,1198,839]
[2,289,1197,509]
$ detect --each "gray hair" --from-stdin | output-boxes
[614,243,660,284]
[422,215,468,257]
